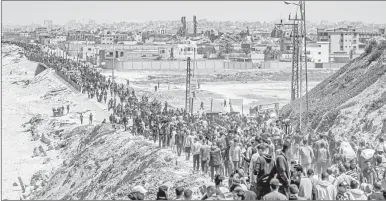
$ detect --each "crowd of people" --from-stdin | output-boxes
[5,40,386,200]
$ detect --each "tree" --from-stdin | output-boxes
[263,46,273,60]
[225,43,233,54]
[243,47,251,56]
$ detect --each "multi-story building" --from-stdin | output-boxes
[305,41,330,63]
[317,27,382,54]
[67,31,95,41]
[55,35,67,43]
[101,36,114,44]
[100,34,128,44]
[44,20,53,28]
[20,32,30,37]
[36,27,48,34]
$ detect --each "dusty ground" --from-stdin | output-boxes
[100,67,333,114]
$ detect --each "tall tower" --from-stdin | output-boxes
[181,16,187,37]
[193,16,197,37]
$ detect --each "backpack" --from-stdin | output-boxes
[254,156,275,184]
[339,142,356,160]
[375,166,385,181]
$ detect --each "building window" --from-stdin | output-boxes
[318,52,321,55]
[88,48,91,51]
[318,45,322,47]
[120,52,124,57]
[318,59,321,62]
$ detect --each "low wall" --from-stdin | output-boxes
[260,61,347,69]
[104,59,347,71]
[223,62,255,69]
[29,58,82,92]
[104,60,225,72]
[35,63,48,76]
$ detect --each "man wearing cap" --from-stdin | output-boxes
[368,182,385,200]
[262,178,288,200]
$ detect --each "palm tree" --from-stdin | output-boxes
[225,43,233,54]
[263,46,272,61]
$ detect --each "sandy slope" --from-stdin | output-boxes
[1,45,110,199]
[280,40,386,141]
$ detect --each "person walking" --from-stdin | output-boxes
[123,116,128,131]
[262,178,288,200]
[89,112,93,125]
[299,139,314,174]
[209,145,222,181]
[254,144,274,199]
[270,141,291,198]
[200,139,211,175]
[316,172,337,200]
[184,131,194,161]
[192,138,202,173]
[80,113,83,124]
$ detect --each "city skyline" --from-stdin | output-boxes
[3,1,386,26]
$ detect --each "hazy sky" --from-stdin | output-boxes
[3,1,386,25]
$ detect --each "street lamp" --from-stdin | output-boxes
[284,1,300,6]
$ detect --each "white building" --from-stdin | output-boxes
[101,36,114,44]
[306,41,330,63]
[82,45,100,58]
[55,35,67,43]
[20,32,30,37]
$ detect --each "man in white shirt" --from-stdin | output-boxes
[192,138,202,173]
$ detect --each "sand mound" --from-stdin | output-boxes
[31,124,211,200]
[281,40,386,142]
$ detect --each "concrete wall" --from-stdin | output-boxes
[321,62,347,69]
[105,60,224,72]
[103,59,348,71]
[35,63,48,76]
[223,62,255,69]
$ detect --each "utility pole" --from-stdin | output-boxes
[112,39,116,84]
[275,18,301,101]
[185,57,191,115]
[301,1,310,126]
[283,0,309,131]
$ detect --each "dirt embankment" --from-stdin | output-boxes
[30,124,211,200]
[280,39,386,142]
